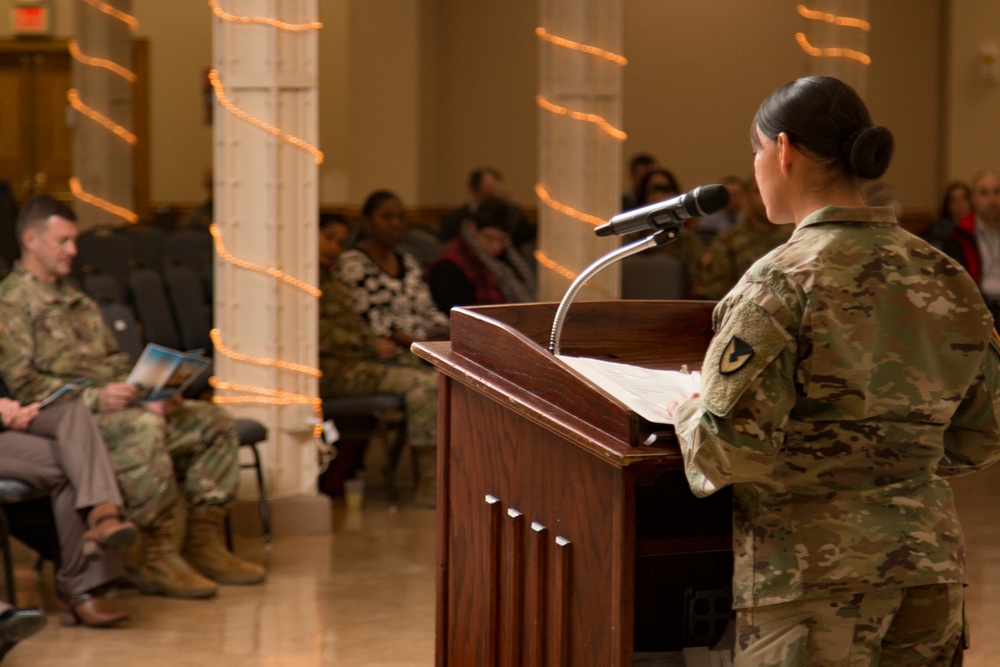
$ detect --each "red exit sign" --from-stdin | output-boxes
[13,4,52,35]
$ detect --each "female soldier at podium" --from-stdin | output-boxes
[668,76,1000,666]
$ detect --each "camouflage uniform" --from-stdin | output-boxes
[698,219,793,300]
[0,262,239,528]
[672,206,1000,665]
[319,271,437,449]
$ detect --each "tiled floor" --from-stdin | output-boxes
[5,458,1000,666]
[6,503,436,667]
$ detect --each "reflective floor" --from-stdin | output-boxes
[6,502,436,667]
[6,459,1000,667]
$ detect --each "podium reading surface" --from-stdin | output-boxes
[413,301,733,666]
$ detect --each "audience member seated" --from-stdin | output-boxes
[0,195,265,603]
[339,190,450,348]
[318,215,439,507]
[923,181,972,250]
[439,167,535,246]
[426,197,536,312]
[943,169,1000,322]
[0,383,135,632]
[698,175,792,300]
[621,152,658,211]
[630,168,707,298]
[695,175,749,242]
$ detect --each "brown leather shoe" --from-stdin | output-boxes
[58,592,129,628]
[84,503,138,554]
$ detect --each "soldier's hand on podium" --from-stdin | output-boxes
[665,392,700,418]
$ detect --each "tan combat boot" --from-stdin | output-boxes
[182,507,266,585]
[135,516,218,599]
[412,447,438,509]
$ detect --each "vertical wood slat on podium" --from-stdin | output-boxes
[414,301,733,666]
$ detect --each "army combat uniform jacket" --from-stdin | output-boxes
[0,262,239,525]
[0,262,132,406]
[673,206,1000,610]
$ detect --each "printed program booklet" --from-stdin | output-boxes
[38,378,92,408]
[126,344,211,401]
[556,355,702,425]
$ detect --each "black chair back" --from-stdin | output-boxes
[122,225,167,270]
[127,268,183,351]
[163,264,213,353]
[83,271,127,304]
[75,227,135,285]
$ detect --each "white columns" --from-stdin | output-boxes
[212,1,321,500]
[536,0,624,302]
[72,0,134,229]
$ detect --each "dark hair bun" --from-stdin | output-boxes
[847,125,894,180]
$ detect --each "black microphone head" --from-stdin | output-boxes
[685,184,730,217]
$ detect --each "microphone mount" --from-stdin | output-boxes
[548,225,680,355]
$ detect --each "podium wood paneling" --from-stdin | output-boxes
[414,301,734,666]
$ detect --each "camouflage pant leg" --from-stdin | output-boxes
[95,407,179,528]
[881,584,964,667]
[325,359,438,450]
[164,399,239,509]
[735,584,963,667]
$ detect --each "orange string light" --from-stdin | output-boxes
[534,27,628,65]
[797,4,871,31]
[68,89,137,144]
[795,33,871,65]
[79,0,138,29]
[209,334,324,437]
[208,4,324,439]
[209,224,321,297]
[534,184,605,227]
[69,39,137,82]
[69,177,139,224]
[208,69,324,165]
[534,250,577,281]
[536,95,627,142]
[210,328,321,378]
[209,0,322,31]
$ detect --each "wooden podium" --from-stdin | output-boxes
[412,301,734,667]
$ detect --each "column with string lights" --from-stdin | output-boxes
[71,0,137,229]
[535,0,625,302]
[212,0,324,505]
[795,1,871,96]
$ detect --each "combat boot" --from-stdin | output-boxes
[182,507,266,585]
[412,447,438,509]
[135,517,218,599]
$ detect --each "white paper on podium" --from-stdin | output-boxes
[557,355,702,425]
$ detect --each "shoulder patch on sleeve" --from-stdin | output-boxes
[719,336,754,374]
[702,299,793,417]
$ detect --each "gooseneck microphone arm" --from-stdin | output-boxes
[548,226,679,355]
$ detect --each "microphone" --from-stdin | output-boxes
[595,184,730,237]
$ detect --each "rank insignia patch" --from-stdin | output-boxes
[719,336,754,374]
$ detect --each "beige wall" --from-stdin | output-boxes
[5,1,993,215]
[947,1,1000,184]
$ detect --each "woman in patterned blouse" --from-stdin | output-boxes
[337,190,449,347]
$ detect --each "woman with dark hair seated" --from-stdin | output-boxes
[338,190,449,347]
[426,196,535,312]
[0,381,136,658]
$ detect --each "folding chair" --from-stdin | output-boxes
[127,268,184,351]
[74,227,135,286]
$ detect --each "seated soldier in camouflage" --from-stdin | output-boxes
[697,175,792,301]
[318,214,439,507]
[0,195,265,600]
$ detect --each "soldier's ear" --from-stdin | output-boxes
[21,227,36,251]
